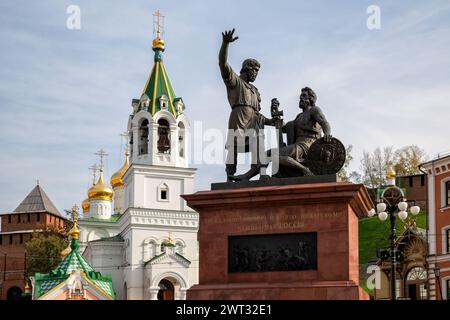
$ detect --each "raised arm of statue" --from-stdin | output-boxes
[219,29,239,87]
[311,106,332,141]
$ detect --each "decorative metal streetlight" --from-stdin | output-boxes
[434,266,443,300]
[367,167,421,300]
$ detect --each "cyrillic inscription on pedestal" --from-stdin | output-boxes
[228,232,317,273]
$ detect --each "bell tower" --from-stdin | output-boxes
[123,11,194,211]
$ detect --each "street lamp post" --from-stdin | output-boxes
[434,267,442,300]
[367,167,421,300]
[388,203,397,301]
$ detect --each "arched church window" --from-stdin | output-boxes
[148,240,157,258]
[157,119,170,153]
[139,119,149,155]
[178,122,185,158]
[158,183,169,201]
[159,95,168,110]
[406,267,427,281]
[176,241,184,255]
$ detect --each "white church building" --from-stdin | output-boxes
[77,19,199,300]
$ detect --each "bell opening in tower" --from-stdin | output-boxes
[139,119,149,155]
[157,119,170,153]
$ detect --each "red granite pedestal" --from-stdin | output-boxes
[182,181,373,300]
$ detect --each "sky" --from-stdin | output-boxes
[0,0,449,214]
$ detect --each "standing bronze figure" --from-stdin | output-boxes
[219,29,274,182]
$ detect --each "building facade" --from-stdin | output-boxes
[78,24,199,300]
[421,153,450,300]
[0,184,67,300]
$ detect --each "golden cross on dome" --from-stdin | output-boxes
[89,164,99,185]
[120,132,130,155]
[95,149,108,171]
[71,204,79,224]
[153,10,165,39]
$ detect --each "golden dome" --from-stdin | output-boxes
[386,166,396,180]
[82,197,90,213]
[88,170,113,201]
[162,233,175,247]
[110,151,129,189]
[68,223,80,240]
[152,37,165,51]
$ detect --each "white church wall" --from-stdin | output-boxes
[84,242,124,299]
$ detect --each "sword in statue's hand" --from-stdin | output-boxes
[270,98,284,149]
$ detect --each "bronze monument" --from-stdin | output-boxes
[219,29,345,181]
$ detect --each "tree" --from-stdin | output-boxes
[393,145,428,176]
[338,145,353,181]
[337,145,363,183]
[360,147,394,189]
[25,232,68,277]
[360,145,428,189]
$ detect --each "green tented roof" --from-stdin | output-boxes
[141,48,179,116]
[33,239,115,299]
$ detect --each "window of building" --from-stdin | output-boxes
[37,213,40,222]
[20,234,23,244]
[27,213,30,222]
[420,175,425,186]
[8,215,11,223]
[17,214,21,223]
[148,240,157,258]
[0,235,2,246]
[9,234,13,245]
[446,181,450,207]
[176,241,184,255]
[447,279,450,300]
[447,229,450,253]
[159,95,168,110]
[409,176,413,187]
[158,183,169,201]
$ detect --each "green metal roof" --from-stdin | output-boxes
[80,213,121,223]
[33,239,115,299]
[141,47,179,116]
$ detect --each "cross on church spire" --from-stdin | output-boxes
[71,204,79,224]
[153,10,165,39]
[120,132,130,155]
[95,149,108,171]
[89,164,99,185]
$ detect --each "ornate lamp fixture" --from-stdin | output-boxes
[366,166,420,300]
